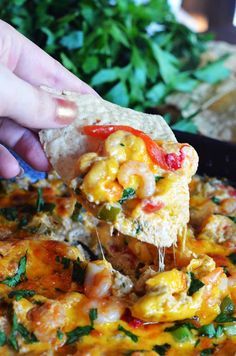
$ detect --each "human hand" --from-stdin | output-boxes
[0,20,97,178]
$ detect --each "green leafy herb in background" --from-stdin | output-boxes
[0,254,27,287]
[0,0,230,131]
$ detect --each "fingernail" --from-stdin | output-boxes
[16,167,24,178]
[55,98,77,125]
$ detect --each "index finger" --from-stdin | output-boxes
[0,20,97,95]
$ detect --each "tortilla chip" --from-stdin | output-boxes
[39,90,176,182]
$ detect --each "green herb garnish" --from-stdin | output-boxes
[198,324,216,338]
[215,296,236,323]
[135,222,142,234]
[211,196,220,205]
[0,254,27,287]
[36,188,44,212]
[1,1,230,133]
[89,308,98,327]
[223,324,236,336]
[72,260,86,285]
[8,313,37,351]
[36,188,55,213]
[0,207,18,221]
[55,256,71,269]
[57,329,64,340]
[152,343,171,355]
[66,325,93,345]
[71,202,83,222]
[8,289,35,301]
[19,215,28,227]
[0,330,7,347]
[228,252,236,265]
[187,272,204,296]
[200,348,214,356]
[228,216,236,223]
[119,188,136,204]
[154,176,164,183]
[43,203,56,213]
[117,325,138,343]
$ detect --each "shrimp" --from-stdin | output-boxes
[27,300,66,342]
[84,261,112,299]
[75,152,98,175]
[104,130,148,164]
[84,298,124,324]
[117,161,155,198]
[81,157,123,203]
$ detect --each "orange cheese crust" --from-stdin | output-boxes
[0,175,235,355]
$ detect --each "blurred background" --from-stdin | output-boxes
[0,0,235,143]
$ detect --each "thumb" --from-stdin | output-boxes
[0,64,77,129]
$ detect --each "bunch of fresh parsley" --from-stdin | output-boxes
[0,0,230,131]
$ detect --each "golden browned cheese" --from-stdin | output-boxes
[0,175,235,355]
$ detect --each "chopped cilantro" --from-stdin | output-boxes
[89,308,98,327]
[228,216,236,223]
[17,323,38,343]
[215,313,236,323]
[200,348,214,356]
[18,215,28,227]
[8,289,35,301]
[155,176,164,183]
[215,325,223,338]
[198,324,216,338]
[0,330,7,347]
[223,324,236,336]
[215,296,236,323]
[220,296,235,315]
[228,252,236,265]
[8,314,19,351]
[0,207,18,221]
[43,203,56,213]
[66,325,93,345]
[55,256,71,269]
[0,254,27,287]
[117,325,138,343]
[36,188,44,212]
[71,202,83,222]
[187,272,204,296]
[72,260,86,285]
[57,329,64,340]
[135,222,142,234]
[119,188,136,204]
[153,343,171,355]
[36,188,55,213]
[8,313,37,351]
[211,196,220,205]
[32,300,44,306]
[221,266,230,276]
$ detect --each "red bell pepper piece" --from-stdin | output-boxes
[82,125,185,171]
[142,200,164,213]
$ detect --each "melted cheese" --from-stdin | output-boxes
[0,175,235,355]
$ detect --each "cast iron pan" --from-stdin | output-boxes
[174,130,236,183]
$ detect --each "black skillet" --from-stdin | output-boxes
[174,130,236,183]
